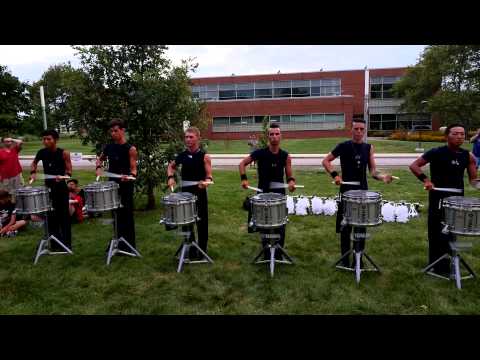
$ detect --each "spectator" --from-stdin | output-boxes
[0,189,27,237]
[67,179,84,223]
[0,137,23,202]
[470,128,480,168]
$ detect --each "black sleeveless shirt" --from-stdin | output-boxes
[34,147,66,176]
[175,149,207,191]
[250,147,289,194]
[331,140,371,192]
[103,143,132,175]
[422,145,470,191]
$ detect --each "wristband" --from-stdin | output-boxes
[416,173,427,182]
[65,173,72,177]
[96,165,103,170]
[167,175,175,181]
[287,177,295,183]
[30,170,36,175]
[330,171,339,179]
[240,174,248,181]
[206,176,213,181]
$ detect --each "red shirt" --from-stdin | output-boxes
[0,147,22,180]
[69,193,84,223]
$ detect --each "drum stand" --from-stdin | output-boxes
[422,236,476,290]
[106,209,142,265]
[334,226,381,284]
[253,228,294,278]
[173,221,214,273]
[34,211,73,265]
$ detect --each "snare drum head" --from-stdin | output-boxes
[343,190,381,200]
[85,181,119,192]
[16,186,49,195]
[252,192,286,203]
[444,196,480,208]
[162,192,196,203]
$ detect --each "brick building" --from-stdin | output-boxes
[190,67,438,140]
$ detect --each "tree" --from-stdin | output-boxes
[394,45,480,131]
[29,63,90,134]
[258,115,270,148]
[71,45,208,209]
[0,65,31,136]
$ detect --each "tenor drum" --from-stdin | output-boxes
[443,196,480,236]
[84,181,120,212]
[161,192,197,226]
[251,193,287,229]
[342,190,382,227]
[15,186,51,215]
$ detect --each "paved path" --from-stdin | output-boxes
[19,153,423,170]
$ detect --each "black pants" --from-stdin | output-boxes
[427,192,455,274]
[182,189,208,256]
[47,181,71,250]
[117,181,136,250]
[336,200,365,266]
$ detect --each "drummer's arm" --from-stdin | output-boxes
[409,157,433,190]
[468,152,478,186]
[204,154,213,181]
[322,152,341,185]
[167,161,177,188]
[0,213,16,234]
[64,150,72,177]
[30,158,39,182]
[369,145,392,183]
[239,155,253,189]
[285,154,296,192]
[95,153,106,177]
[129,146,138,177]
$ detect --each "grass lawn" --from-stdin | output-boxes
[1,169,480,314]
[18,137,457,156]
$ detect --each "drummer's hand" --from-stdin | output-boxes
[241,179,249,189]
[288,180,296,192]
[334,175,342,186]
[0,226,9,235]
[383,174,393,184]
[29,173,36,184]
[55,175,62,182]
[198,180,208,189]
[424,179,434,191]
[167,178,176,189]
[120,175,130,182]
[95,168,103,178]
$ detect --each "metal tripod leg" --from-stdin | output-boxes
[453,255,462,289]
[460,256,476,278]
[333,250,354,270]
[422,253,450,278]
[33,213,73,265]
[190,241,214,263]
[355,251,362,284]
[275,244,294,264]
[363,252,382,272]
[270,246,276,278]
[177,243,189,273]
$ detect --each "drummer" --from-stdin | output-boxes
[96,119,138,252]
[29,129,73,251]
[238,123,296,260]
[409,123,478,276]
[322,119,393,268]
[166,127,213,260]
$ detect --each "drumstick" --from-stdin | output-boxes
[28,178,34,185]
[431,187,463,193]
[331,181,361,185]
[96,176,100,182]
[103,171,136,181]
[181,180,214,187]
[39,174,71,180]
[247,186,263,192]
[269,181,305,189]
[392,176,400,180]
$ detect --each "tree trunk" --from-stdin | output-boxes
[146,183,156,210]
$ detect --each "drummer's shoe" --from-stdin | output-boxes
[165,224,178,231]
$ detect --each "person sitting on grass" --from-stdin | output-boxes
[67,179,84,223]
[0,189,27,237]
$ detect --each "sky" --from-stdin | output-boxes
[0,45,426,83]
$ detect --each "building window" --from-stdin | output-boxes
[219,84,236,100]
[255,82,273,98]
[370,76,401,100]
[236,83,254,99]
[292,80,310,97]
[273,81,292,97]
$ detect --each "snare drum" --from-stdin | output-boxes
[251,193,287,229]
[161,192,197,226]
[443,196,480,236]
[84,181,120,212]
[15,186,51,215]
[342,190,382,227]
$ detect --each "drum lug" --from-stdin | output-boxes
[159,218,165,224]
[441,222,450,235]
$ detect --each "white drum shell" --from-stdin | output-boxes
[84,181,120,212]
[342,190,382,227]
[251,193,288,229]
[161,192,197,225]
[15,186,51,215]
[443,196,480,236]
